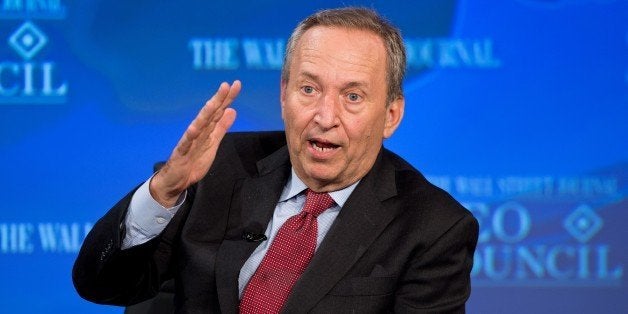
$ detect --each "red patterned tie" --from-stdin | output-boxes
[239,189,335,313]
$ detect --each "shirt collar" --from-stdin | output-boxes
[279,168,359,207]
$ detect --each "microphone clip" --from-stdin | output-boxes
[242,231,267,242]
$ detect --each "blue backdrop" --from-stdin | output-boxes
[1,1,626,313]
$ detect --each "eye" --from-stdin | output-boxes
[301,86,315,94]
[347,92,362,102]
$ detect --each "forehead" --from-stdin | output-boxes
[291,26,387,83]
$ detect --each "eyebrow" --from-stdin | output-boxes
[299,71,369,90]
[299,71,320,82]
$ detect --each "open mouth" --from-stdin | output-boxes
[309,139,340,152]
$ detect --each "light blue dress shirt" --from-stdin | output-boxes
[122,169,358,298]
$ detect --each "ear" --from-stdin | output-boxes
[280,80,287,120]
[383,97,404,139]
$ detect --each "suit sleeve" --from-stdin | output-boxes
[393,213,479,313]
[72,186,191,306]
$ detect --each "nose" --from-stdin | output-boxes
[313,92,339,129]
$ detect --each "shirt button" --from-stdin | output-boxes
[156,217,167,224]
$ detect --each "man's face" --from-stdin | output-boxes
[281,26,404,192]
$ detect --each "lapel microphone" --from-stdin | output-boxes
[242,231,268,242]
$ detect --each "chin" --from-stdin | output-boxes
[304,165,339,184]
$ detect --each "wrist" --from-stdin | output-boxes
[149,171,184,208]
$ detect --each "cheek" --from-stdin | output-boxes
[345,115,385,149]
[286,98,317,126]
[345,117,371,138]
[284,105,311,143]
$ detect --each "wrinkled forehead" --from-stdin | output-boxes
[292,26,387,75]
[296,25,385,51]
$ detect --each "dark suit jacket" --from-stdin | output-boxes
[73,131,478,313]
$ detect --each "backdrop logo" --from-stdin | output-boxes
[405,38,501,69]
[428,174,624,287]
[8,21,46,59]
[0,222,92,254]
[188,38,285,70]
[187,38,502,71]
[564,204,603,243]
[0,0,66,19]
[0,0,68,104]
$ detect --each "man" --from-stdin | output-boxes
[73,7,478,313]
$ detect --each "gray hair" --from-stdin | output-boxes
[281,7,407,104]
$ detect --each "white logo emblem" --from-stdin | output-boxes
[9,21,48,60]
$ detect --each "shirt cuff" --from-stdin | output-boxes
[121,176,186,249]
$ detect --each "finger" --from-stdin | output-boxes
[193,82,232,128]
[198,106,237,156]
[223,80,241,109]
[192,80,241,137]
[173,81,240,158]
[213,80,241,112]
[215,108,237,136]
[198,108,237,166]
[196,81,241,143]
[206,80,241,126]
[175,123,199,156]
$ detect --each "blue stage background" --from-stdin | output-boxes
[1,1,626,313]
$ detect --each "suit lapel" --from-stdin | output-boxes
[282,150,401,313]
[215,147,291,313]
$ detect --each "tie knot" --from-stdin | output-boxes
[303,189,335,217]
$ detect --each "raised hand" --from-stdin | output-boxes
[149,80,241,207]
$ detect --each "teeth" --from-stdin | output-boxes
[312,141,335,152]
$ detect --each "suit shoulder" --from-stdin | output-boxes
[223,131,286,157]
[224,130,285,145]
[383,149,475,226]
[216,131,287,176]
